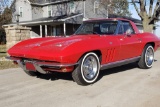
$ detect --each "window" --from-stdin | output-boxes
[118,25,124,34]
[118,21,135,34]
[94,1,99,14]
[75,21,118,35]
[48,5,52,17]
[19,7,23,17]
[123,22,135,34]
[100,22,117,34]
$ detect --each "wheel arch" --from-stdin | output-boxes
[145,42,155,49]
[78,50,102,63]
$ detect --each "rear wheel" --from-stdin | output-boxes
[24,70,41,76]
[138,44,154,69]
[72,52,100,85]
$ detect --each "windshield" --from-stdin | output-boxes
[75,21,118,35]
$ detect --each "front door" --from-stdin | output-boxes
[117,21,142,60]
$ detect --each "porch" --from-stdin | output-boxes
[4,13,83,38]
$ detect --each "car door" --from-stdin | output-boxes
[117,21,142,60]
[98,21,121,64]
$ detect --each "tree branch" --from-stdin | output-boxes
[150,0,160,22]
[131,0,142,18]
[149,0,154,17]
[155,5,160,21]
[139,0,145,11]
[139,0,148,17]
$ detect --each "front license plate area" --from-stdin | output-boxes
[25,62,36,71]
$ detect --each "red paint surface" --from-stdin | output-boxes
[26,62,36,71]
[8,19,160,73]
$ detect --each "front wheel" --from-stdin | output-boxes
[72,52,100,85]
[138,44,154,69]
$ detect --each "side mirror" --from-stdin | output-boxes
[125,29,132,37]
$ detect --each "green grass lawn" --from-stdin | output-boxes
[0,45,18,70]
[0,45,7,57]
[0,61,18,70]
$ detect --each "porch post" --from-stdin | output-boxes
[53,27,56,36]
[45,25,47,36]
[83,0,85,18]
[63,22,66,36]
[40,25,42,37]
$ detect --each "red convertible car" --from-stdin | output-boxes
[7,18,160,85]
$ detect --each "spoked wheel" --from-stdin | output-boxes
[72,52,100,85]
[138,44,154,69]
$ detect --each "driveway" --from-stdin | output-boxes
[0,51,160,107]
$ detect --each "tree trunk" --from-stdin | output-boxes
[142,18,154,33]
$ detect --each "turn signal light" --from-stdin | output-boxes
[61,66,74,72]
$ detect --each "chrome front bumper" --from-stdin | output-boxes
[6,56,78,74]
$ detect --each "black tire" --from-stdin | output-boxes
[24,70,41,76]
[138,44,154,69]
[72,52,100,85]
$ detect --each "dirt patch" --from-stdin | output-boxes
[0,57,18,70]
[0,61,18,70]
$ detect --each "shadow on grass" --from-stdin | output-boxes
[0,52,6,53]
[0,52,7,57]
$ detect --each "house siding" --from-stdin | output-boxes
[85,0,107,19]
[12,0,32,22]
[32,6,43,20]
[43,6,48,17]
[42,1,83,18]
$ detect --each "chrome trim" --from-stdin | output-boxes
[34,62,47,74]
[6,56,78,74]
[100,56,141,70]
[35,61,79,67]
[17,60,27,71]
[6,56,21,61]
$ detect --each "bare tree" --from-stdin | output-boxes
[101,0,132,17]
[0,0,12,14]
[131,0,160,32]
[0,0,12,44]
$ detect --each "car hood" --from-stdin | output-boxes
[8,35,98,61]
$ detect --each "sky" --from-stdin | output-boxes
[129,1,160,37]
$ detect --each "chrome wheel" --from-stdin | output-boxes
[81,53,100,83]
[145,46,154,67]
[82,55,98,80]
[72,52,100,85]
[138,44,154,69]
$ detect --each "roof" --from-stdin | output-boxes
[11,0,82,7]
[3,13,83,26]
[29,0,82,3]
[30,0,82,6]
[85,18,133,22]
[30,0,70,6]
